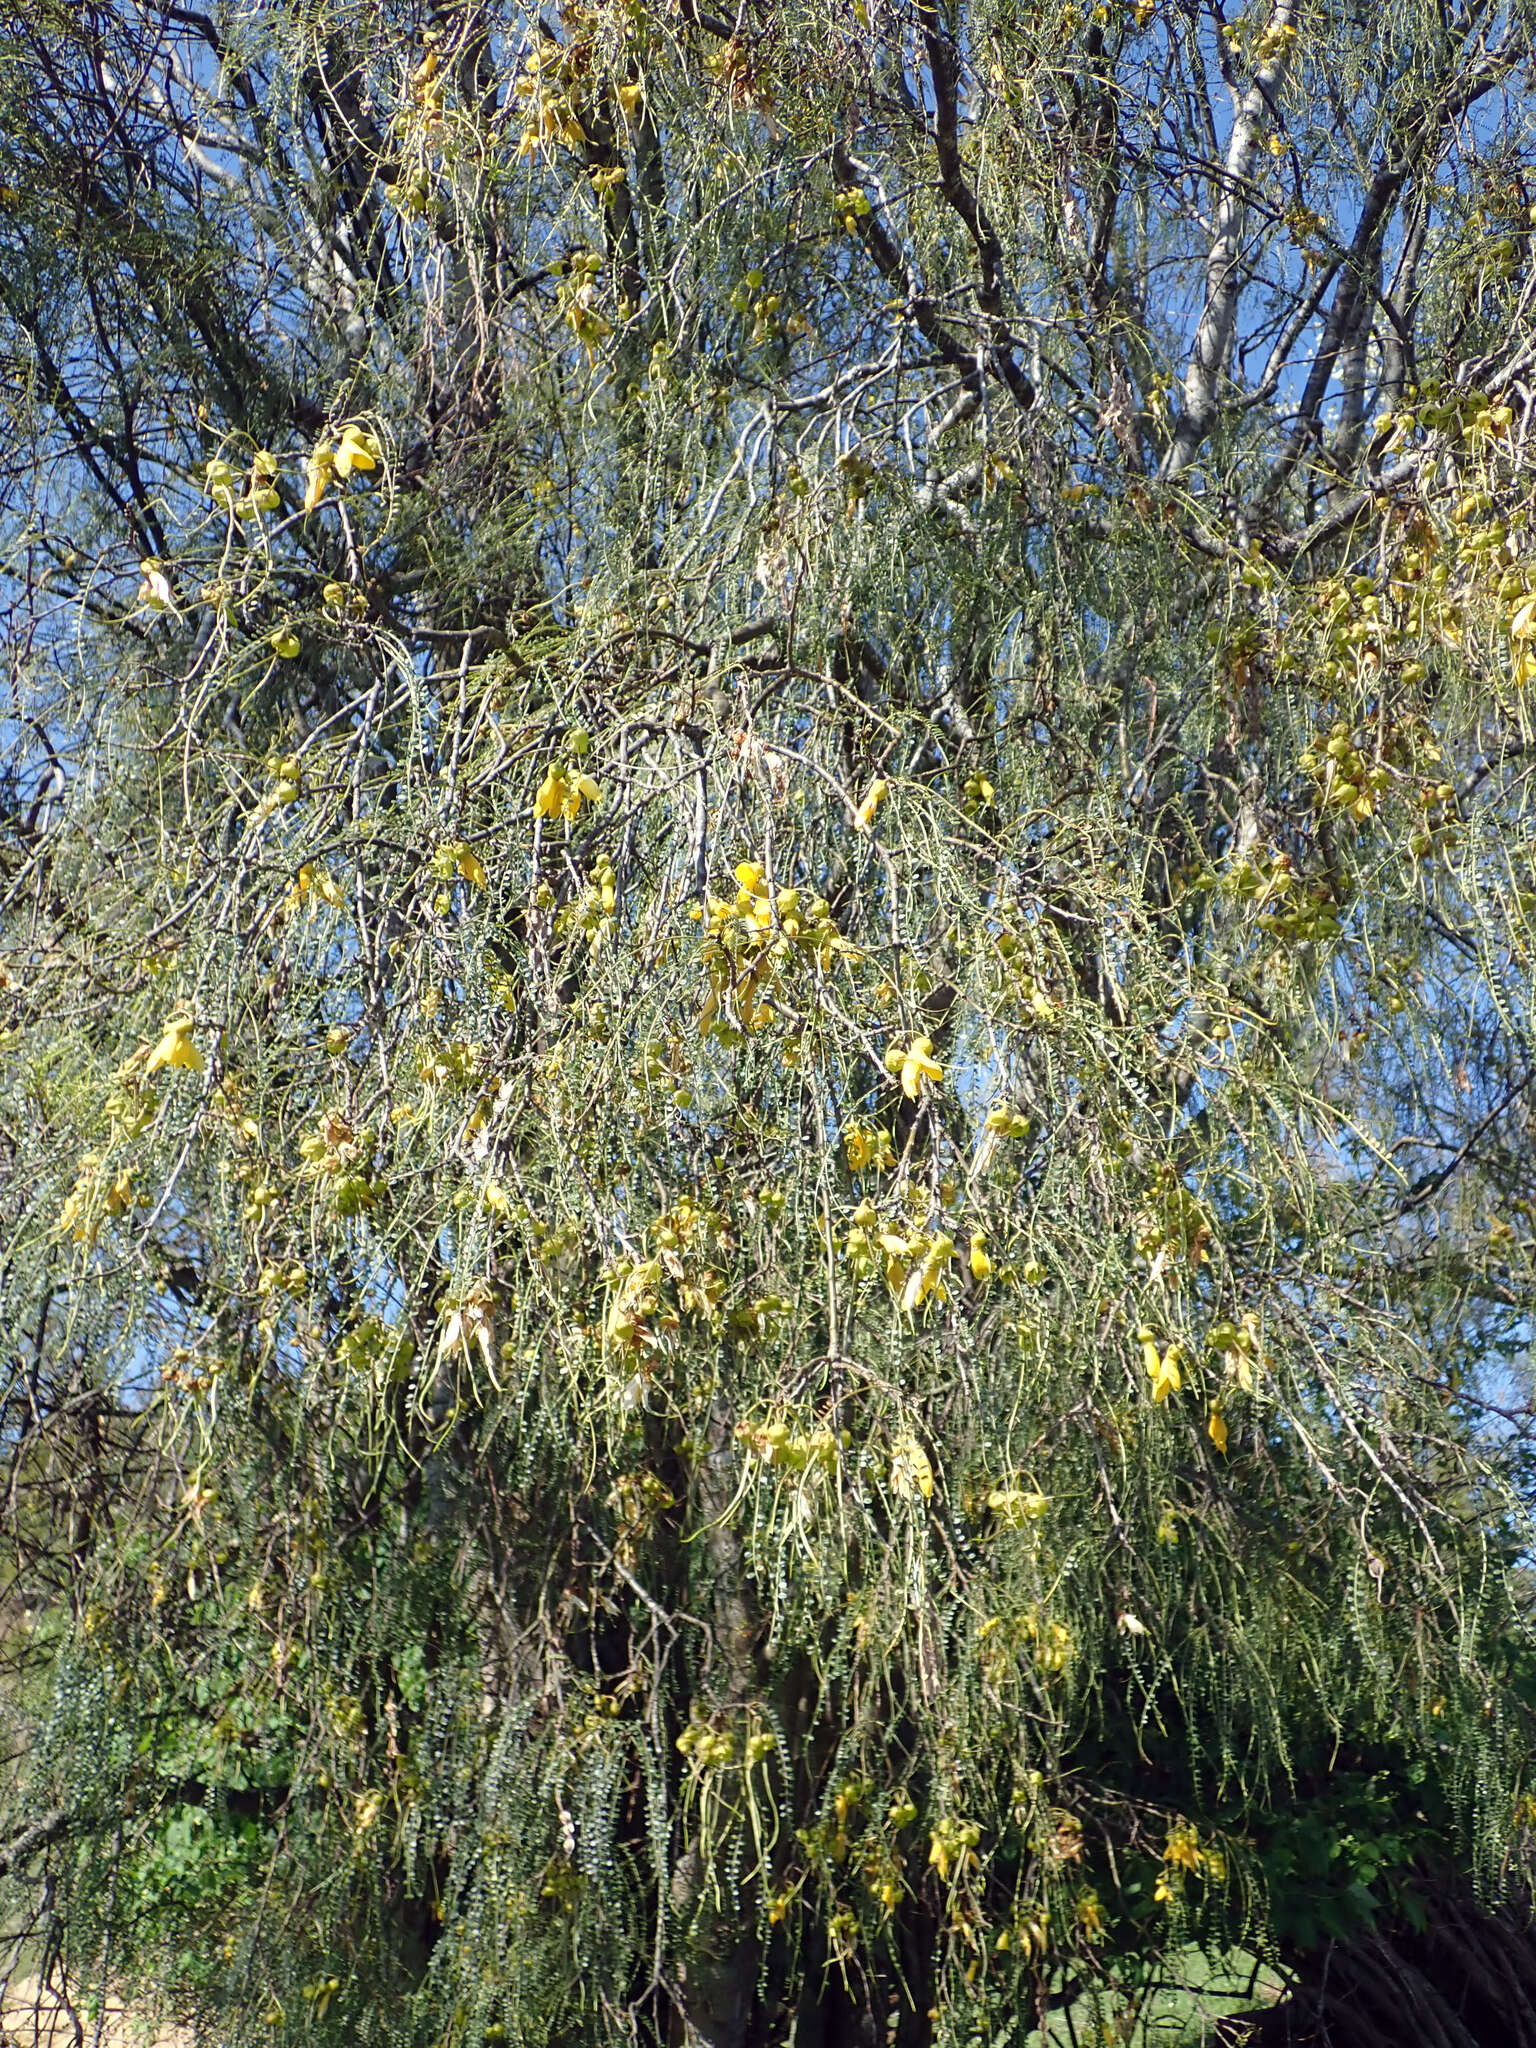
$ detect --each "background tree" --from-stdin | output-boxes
[4,2,1536,2045]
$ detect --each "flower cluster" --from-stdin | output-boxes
[533,760,602,824]
[695,861,856,1042]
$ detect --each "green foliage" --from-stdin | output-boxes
[3,2,1536,2044]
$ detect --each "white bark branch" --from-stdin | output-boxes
[1164,1,1297,478]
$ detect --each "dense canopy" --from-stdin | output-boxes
[4,1,1536,2044]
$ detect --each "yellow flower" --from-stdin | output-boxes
[205,457,239,506]
[885,1034,943,1098]
[890,1433,934,1501]
[987,1485,1050,1527]
[439,1284,497,1373]
[1208,1405,1229,1455]
[270,629,301,659]
[968,1232,992,1283]
[844,1124,893,1172]
[455,844,487,889]
[854,777,888,829]
[534,765,600,823]
[616,80,643,118]
[333,423,381,478]
[286,864,344,914]
[1209,1311,1261,1393]
[303,439,335,513]
[899,1232,955,1311]
[927,1816,980,1882]
[136,560,179,613]
[1139,1328,1182,1403]
[1163,1823,1206,1875]
[145,1013,205,1076]
[240,457,281,515]
[58,1155,101,1241]
[533,766,567,819]
[566,771,602,819]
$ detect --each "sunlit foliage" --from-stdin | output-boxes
[4,3,1536,2044]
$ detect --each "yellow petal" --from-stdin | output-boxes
[303,442,334,513]
[334,424,381,477]
[1208,1407,1228,1454]
[855,777,888,829]
[986,1486,1049,1527]
[895,1036,942,1098]
[137,562,177,611]
[890,1433,933,1501]
[145,1015,205,1076]
[456,846,487,889]
[1147,1337,1183,1402]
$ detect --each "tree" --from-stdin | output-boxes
[3,0,1536,2043]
